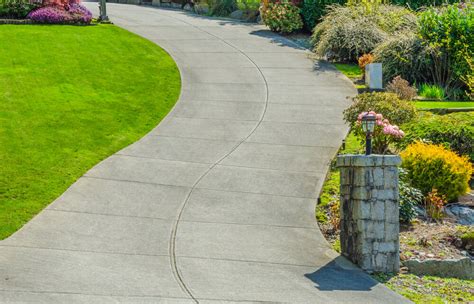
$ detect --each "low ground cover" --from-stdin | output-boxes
[373,273,474,304]
[0,25,180,239]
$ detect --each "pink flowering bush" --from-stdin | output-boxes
[28,3,91,24]
[356,110,405,154]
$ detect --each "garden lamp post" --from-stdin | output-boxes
[361,113,376,155]
[99,0,109,22]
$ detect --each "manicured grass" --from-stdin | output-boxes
[373,273,474,304]
[0,25,180,240]
[414,101,474,109]
[317,132,361,224]
[333,63,363,79]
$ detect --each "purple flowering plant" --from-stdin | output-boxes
[27,3,92,24]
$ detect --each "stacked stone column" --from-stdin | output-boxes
[336,155,401,273]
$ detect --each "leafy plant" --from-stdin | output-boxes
[344,92,417,128]
[236,0,260,11]
[373,31,432,84]
[301,0,346,31]
[206,0,237,16]
[462,57,474,101]
[425,188,446,221]
[401,142,473,202]
[390,0,459,10]
[0,0,38,19]
[400,112,474,162]
[311,4,416,62]
[399,168,424,223]
[399,181,424,223]
[418,3,474,98]
[418,83,445,100]
[261,1,303,33]
[386,76,417,101]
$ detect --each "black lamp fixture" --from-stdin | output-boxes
[361,112,376,155]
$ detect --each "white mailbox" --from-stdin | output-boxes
[365,63,383,90]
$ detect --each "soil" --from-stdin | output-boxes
[319,219,473,261]
[399,220,473,261]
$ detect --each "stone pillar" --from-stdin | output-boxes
[336,155,401,273]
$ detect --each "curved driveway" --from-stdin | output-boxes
[0,4,409,303]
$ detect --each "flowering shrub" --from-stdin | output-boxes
[261,1,303,33]
[344,92,417,128]
[28,4,92,24]
[355,110,405,154]
[401,142,473,202]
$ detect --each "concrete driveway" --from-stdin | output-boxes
[0,4,410,303]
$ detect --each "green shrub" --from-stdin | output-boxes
[418,83,445,100]
[391,0,459,10]
[301,0,346,31]
[206,0,237,16]
[418,3,474,97]
[261,1,303,33]
[399,168,424,223]
[373,31,432,84]
[343,92,417,128]
[386,76,417,100]
[0,0,38,19]
[399,182,424,223]
[311,4,416,62]
[401,142,473,202]
[236,0,260,11]
[400,112,474,162]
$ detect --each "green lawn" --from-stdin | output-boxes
[0,25,180,240]
[374,273,474,304]
[333,63,363,79]
[414,101,474,109]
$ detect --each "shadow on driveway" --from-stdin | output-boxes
[305,256,380,291]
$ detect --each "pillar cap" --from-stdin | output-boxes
[336,154,401,167]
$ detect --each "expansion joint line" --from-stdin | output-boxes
[160,11,271,304]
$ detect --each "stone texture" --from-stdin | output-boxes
[404,258,474,280]
[337,155,401,273]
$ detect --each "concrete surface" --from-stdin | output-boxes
[0,4,411,303]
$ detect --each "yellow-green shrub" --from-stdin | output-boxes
[401,142,473,202]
